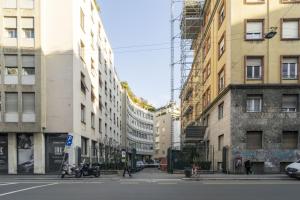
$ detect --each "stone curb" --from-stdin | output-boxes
[181,177,294,181]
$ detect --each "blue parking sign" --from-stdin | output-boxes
[65,135,73,147]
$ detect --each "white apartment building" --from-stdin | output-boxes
[0,0,122,174]
[122,91,155,160]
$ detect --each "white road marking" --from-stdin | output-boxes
[120,182,139,185]
[0,183,17,186]
[0,183,58,197]
[158,182,178,185]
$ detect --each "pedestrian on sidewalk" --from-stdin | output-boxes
[123,157,132,177]
[244,160,252,175]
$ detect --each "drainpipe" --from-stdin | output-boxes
[266,0,270,83]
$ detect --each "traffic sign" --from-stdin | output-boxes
[65,135,73,147]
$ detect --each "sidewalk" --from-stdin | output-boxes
[182,174,293,181]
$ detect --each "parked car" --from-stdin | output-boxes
[286,160,300,178]
[136,161,145,171]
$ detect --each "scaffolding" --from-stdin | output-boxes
[180,0,203,87]
[170,1,204,172]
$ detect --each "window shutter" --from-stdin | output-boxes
[282,95,297,109]
[3,0,17,8]
[22,55,35,67]
[5,55,17,67]
[22,93,35,113]
[21,18,34,29]
[247,58,261,67]
[5,93,18,113]
[283,21,298,38]
[282,132,298,149]
[247,22,262,33]
[283,58,297,64]
[246,132,262,149]
[20,0,34,9]
[4,17,17,28]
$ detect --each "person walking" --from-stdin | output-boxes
[123,157,132,177]
[244,160,252,175]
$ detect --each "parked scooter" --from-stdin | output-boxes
[75,160,100,178]
[61,161,78,178]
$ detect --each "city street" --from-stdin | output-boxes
[0,169,299,200]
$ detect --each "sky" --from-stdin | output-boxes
[98,0,181,108]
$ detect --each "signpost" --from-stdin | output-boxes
[65,135,73,147]
[121,149,126,163]
[59,134,73,177]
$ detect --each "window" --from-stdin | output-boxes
[218,135,224,151]
[91,32,94,49]
[218,34,225,58]
[80,8,85,31]
[20,0,34,9]
[91,85,95,102]
[5,55,18,76]
[202,87,211,109]
[203,62,211,83]
[21,18,34,38]
[246,131,262,149]
[80,73,87,94]
[218,2,225,27]
[5,92,18,122]
[0,93,2,116]
[245,0,265,3]
[218,102,224,120]
[282,57,298,79]
[282,131,298,149]
[80,40,85,61]
[246,57,262,80]
[282,95,298,112]
[22,55,35,75]
[246,95,262,112]
[218,68,225,92]
[203,35,211,58]
[282,19,299,39]
[99,95,102,111]
[282,0,300,4]
[3,0,17,8]
[81,104,86,123]
[91,112,95,128]
[4,17,17,38]
[99,118,102,133]
[22,93,35,122]
[22,93,35,114]
[246,20,264,40]
[81,137,88,155]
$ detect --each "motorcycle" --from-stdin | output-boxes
[75,161,101,178]
[61,162,77,178]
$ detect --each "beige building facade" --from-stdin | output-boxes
[182,0,300,173]
[0,0,123,174]
[154,103,180,160]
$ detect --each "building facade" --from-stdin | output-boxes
[154,103,180,160]
[0,0,123,174]
[121,85,155,161]
[181,0,300,173]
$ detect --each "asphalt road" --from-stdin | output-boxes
[0,170,299,200]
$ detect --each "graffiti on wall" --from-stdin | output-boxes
[232,147,300,170]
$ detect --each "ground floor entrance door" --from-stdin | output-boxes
[0,134,8,174]
[45,133,67,173]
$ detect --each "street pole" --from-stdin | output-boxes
[170,0,175,174]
